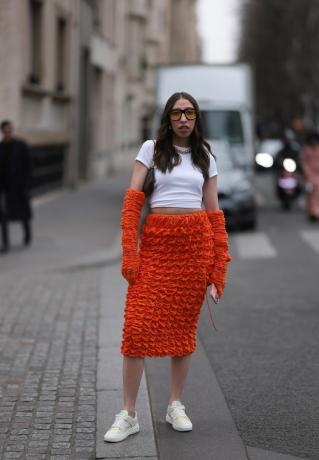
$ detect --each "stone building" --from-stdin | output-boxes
[0,0,201,191]
[93,0,202,174]
[159,0,202,65]
[0,0,81,191]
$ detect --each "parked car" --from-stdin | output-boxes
[211,141,257,230]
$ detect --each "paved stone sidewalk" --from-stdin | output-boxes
[0,269,100,459]
[0,173,133,460]
[0,175,130,278]
[0,174,133,460]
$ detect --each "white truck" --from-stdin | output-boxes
[155,64,257,229]
[156,63,254,169]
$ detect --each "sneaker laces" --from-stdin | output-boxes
[111,411,131,430]
[170,403,187,418]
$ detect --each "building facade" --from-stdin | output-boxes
[0,0,81,191]
[158,0,201,65]
[0,0,201,191]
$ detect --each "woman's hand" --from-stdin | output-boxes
[209,283,220,304]
[121,252,140,285]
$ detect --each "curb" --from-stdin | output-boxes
[60,234,122,272]
[96,264,158,460]
[33,190,66,208]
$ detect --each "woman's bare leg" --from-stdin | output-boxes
[169,354,192,404]
[123,356,144,416]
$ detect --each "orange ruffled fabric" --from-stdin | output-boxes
[120,188,145,285]
[206,210,231,297]
[121,210,213,357]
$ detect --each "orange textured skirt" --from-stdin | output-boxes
[121,210,213,357]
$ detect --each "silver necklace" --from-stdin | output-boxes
[174,145,191,154]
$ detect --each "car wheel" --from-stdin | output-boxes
[242,218,257,231]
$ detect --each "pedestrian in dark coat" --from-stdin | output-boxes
[0,120,33,253]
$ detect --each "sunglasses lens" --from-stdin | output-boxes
[169,108,197,121]
[170,110,182,121]
[185,109,196,120]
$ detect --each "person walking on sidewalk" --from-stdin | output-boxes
[302,131,319,222]
[104,92,231,442]
[0,120,33,253]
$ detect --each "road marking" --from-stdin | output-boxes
[234,232,277,259]
[300,230,319,253]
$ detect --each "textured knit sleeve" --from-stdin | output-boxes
[206,210,231,297]
[135,140,155,169]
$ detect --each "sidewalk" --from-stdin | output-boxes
[0,174,128,460]
[0,173,308,460]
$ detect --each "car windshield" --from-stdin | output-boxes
[202,110,244,144]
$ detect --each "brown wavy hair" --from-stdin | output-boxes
[154,92,213,180]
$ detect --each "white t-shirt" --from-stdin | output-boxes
[135,139,218,208]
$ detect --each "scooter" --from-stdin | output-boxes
[276,157,302,210]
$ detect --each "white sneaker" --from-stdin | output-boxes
[166,400,193,431]
[104,409,139,442]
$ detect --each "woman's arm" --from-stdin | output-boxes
[203,176,220,302]
[203,175,231,301]
[120,160,149,285]
[203,175,219,211]
[130,160,149,191]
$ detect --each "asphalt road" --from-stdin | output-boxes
[146,172,319,460]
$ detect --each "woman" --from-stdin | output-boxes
[104,92,231,442]
[302,131,319,221]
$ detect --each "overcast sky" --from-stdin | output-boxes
[196,0,242,63]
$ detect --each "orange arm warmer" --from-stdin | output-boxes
[120,188,145,285]
[206,210,231,297]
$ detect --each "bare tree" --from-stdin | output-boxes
[239,0,319,137]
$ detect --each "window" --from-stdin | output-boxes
[29,0,43,84]
[202,110,244,144]
[55,17,67,92]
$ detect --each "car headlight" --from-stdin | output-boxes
[255,152,274,168]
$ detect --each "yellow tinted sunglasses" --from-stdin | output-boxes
[169,108,197,121]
